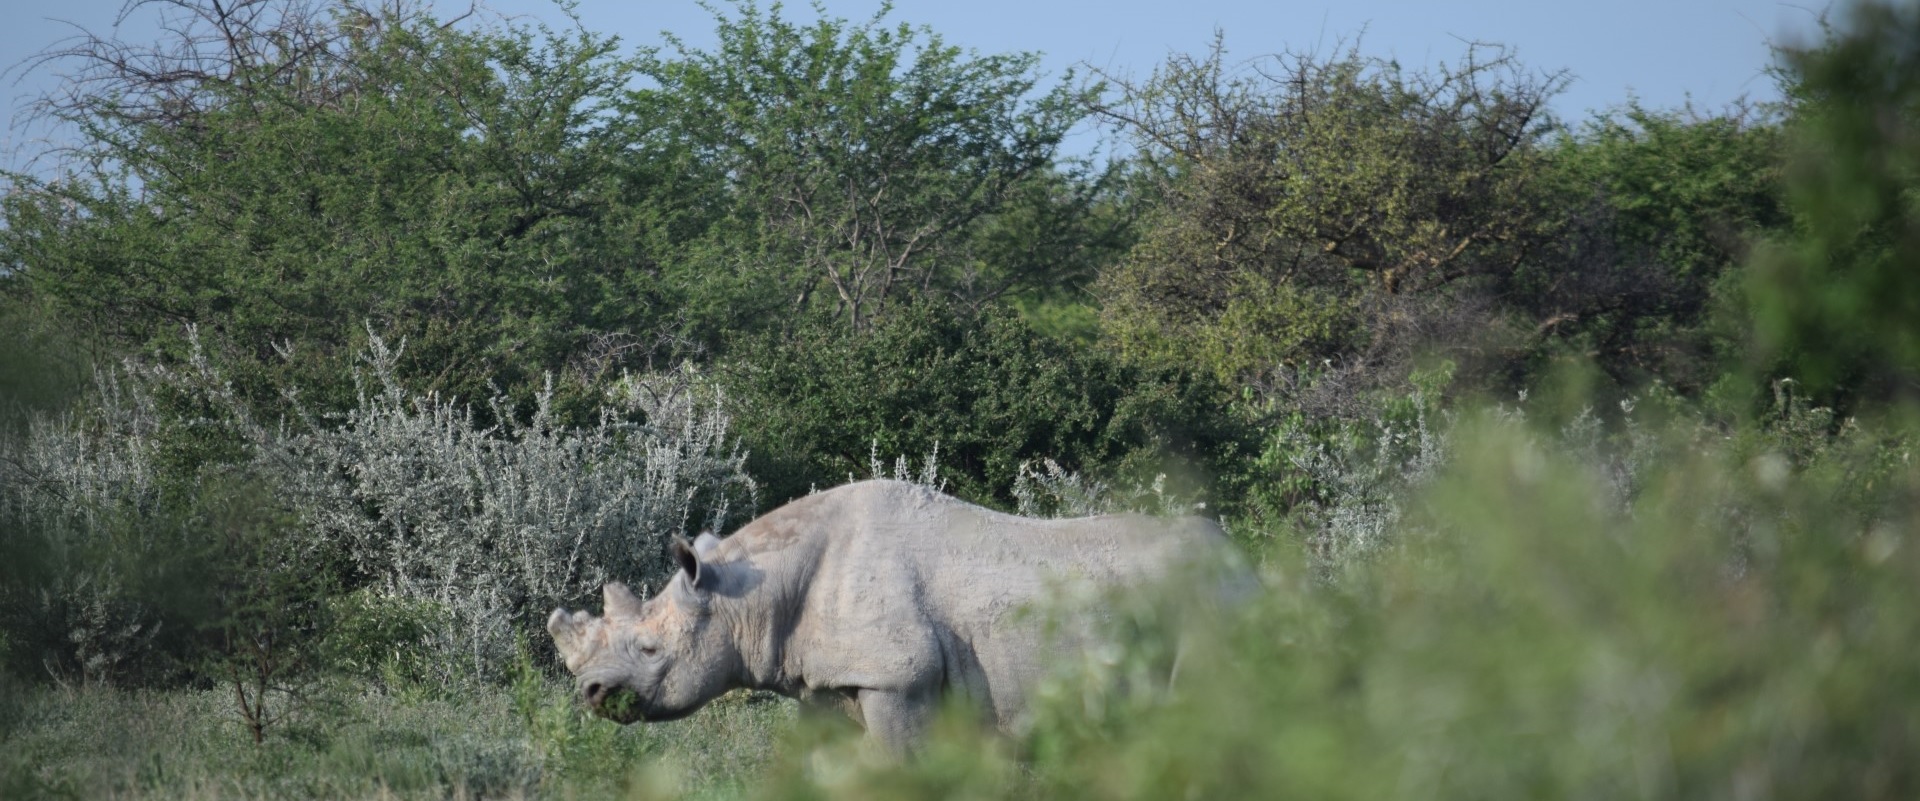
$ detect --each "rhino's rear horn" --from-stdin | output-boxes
[604,582,646,618]
[693,531,720,557]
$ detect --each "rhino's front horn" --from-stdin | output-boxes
[604,582,646,618]
[547,608,593,672]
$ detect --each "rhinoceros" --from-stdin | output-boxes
[546,478,1243,754]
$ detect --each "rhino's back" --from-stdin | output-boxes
[827,479,1222,594]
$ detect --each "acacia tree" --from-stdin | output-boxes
[1526,104,1785,392]
[1,0,679,414]
[1091,37,1567,386]
[632,1,1089,331]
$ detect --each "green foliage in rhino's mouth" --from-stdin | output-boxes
[598,688,644,723]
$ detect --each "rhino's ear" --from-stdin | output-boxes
[603,582,646,619]
[693,531,721,558]
[672,537,712,592]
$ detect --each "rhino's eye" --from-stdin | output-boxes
[639,643,660,658]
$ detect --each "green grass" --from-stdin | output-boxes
[0,679,792,800]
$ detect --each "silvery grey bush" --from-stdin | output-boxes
[0,367,169,684]
[1010,458,1201,519]
[1274,386,1694,578]
[1,328,756,681]
[1010,458,1114,519]
[856,440,946,492]
[1273,393,1448,573]
[288,333,756,677]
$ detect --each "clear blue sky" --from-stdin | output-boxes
[2,0,1824,171]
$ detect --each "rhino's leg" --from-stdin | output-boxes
[856,686,938,758]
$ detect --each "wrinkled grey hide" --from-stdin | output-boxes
[546,479,1244,755]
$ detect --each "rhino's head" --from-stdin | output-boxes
[546,533,738,724]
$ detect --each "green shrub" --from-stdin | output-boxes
[322,590,449,691]
[724,301,1249,508]
[1745,0,1920,407]
[182,476,339,745]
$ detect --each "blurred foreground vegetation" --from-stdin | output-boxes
[3,0,1920,797]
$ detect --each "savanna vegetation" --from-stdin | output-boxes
[2,0,1918,797]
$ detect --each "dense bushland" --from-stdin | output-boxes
[3,0,1919,797]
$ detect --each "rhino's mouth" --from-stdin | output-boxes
[591,686,706,725]
[595,686,645,724]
